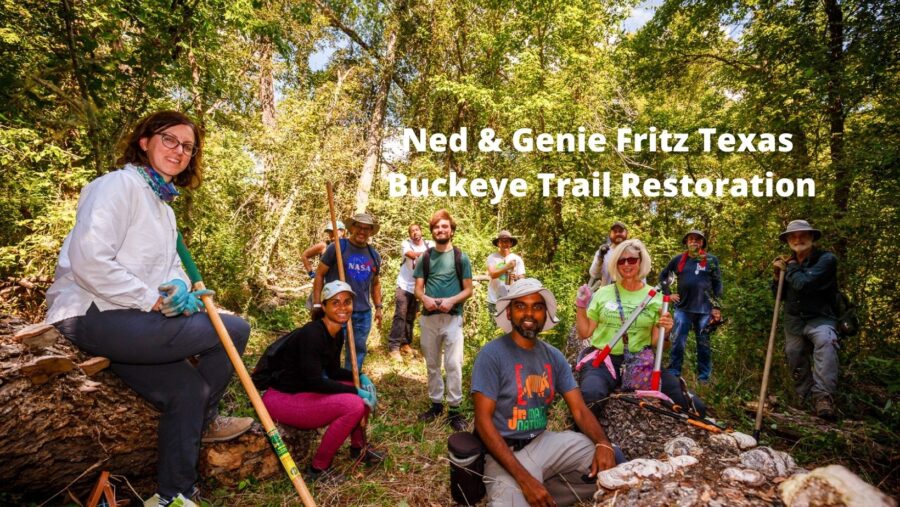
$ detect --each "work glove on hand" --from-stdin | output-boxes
[360,374,374,388]
[357,387,377,410]
[575,284,593,309]
[308,270,316,279]
[158,279,190,317]
[180,289,214,316]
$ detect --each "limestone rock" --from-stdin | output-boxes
[779,465,898,507]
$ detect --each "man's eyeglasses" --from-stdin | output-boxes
[157,132,199,157]
[617,256,640,266]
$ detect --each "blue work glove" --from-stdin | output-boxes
[180,289,214,316]
[357,388,376,410]
[158,279,190,317]
[360,374,374,388]
[308,270,316,279]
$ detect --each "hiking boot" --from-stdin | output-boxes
[400,344,415,356]
[202,415,253,443]
[306,465,346,485]
[814,395,836,420]
[418,402,444,422]
[389,350,403,362]
[447,410,468,431]
[350,445,386,465]
[144,493,198,507]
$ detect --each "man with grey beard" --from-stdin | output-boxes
[772,220,840,420]
[472,279,618,506]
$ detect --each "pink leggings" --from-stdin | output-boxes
[262,386,368,470]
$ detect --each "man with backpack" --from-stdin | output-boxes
[659,229,723,383]
[312,212,383,371]
[388,223,431,361]
[772,220,840,420]
[414,209,473,430]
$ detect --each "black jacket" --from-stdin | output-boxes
[266,319,356,394]
[777,248,838,329]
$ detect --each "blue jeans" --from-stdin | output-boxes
[667,310,712,380]
[344,309,372,371]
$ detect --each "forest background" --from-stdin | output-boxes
[1,0,898,503]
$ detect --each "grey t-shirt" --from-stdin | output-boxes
[471,334,578,440]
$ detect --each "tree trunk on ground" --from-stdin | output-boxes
[0,317,313,503]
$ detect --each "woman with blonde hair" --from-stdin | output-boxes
[574,239,703,414]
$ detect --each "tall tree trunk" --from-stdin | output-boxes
[255,69,351,287]
[259,37,277,131]
[824,0,847,258]
[355,30,398,213]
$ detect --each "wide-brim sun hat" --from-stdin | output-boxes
[346,213,380,235]
[778,220,821,242]
[492,230,519,247]
[322,280,356,301]
[681,229,707,248]
[493,278,560,333]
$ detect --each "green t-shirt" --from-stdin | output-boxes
[586,282,662,354]
[413,247,473,316]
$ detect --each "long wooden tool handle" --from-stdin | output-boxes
[325,183,361,388]
[754,269,786,440]
[176,234,316,506]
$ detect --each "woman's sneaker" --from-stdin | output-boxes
[306,465,347,485]
[350,445,386,465]
[144,493,197,507]
[202,415,254,443]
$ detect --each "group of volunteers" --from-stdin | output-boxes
[42,110,844,506]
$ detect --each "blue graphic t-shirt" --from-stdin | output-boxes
[471,334,577,440]
[320,239,381,312]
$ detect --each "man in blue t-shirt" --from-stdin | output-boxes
[659,230,723,382]
[313,212,383,371]
[472,278,617,506]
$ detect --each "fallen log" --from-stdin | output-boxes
[0,317,315,503]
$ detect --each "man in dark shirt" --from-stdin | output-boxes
[472,278,616,506]
[772,220,840,419]
[659,230,723,382]
[312,212,383,372]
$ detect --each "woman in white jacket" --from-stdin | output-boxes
[45,111,252,507]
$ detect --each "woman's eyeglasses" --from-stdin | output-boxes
[617,256,640,266]
[157,132,199,157]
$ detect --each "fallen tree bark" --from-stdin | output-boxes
[0,316,314,503]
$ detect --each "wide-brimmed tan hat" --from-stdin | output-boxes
[779,220,821,242]
[346,213,380,235]
[492,230,519,247]
[493,278,560,333]
[681,229,707,248]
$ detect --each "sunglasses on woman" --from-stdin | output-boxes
[617,256,640,266]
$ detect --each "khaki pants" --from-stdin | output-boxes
[484,431,598,506]
[419,313,464,407]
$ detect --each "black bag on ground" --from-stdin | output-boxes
[448,431,486,505]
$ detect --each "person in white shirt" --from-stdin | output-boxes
[588,221,628,289]
[45,111,252,507]
[486,230,526,316]
[388,223,431,360]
